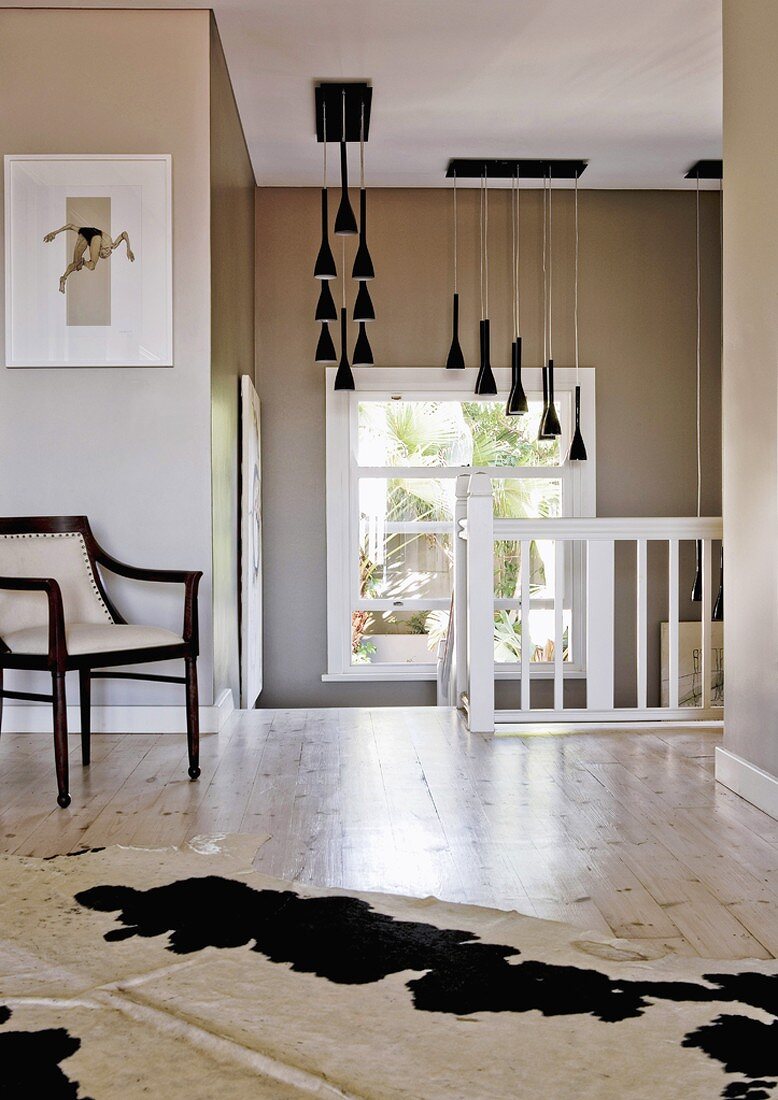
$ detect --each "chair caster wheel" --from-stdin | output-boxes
[57,793,71,809]
[188,766,201,781]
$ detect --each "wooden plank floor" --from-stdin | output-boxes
[1,707,776,960]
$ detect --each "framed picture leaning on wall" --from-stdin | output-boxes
[4,154,172,367]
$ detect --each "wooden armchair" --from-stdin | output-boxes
[0,517,202,808]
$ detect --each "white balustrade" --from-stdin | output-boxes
[451,475,723,732]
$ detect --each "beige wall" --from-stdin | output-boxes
[720,0,778,786]
[0,9,213,708]
[210,17,255,706]
[256,187,722,708]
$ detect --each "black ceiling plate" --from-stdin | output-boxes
[685,159,723,179]
[446,158,588,180]
[315,82,372,142]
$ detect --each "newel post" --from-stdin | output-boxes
[465,473,495,733]
[453,473,471,707]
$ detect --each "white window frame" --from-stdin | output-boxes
[324,366,596,682]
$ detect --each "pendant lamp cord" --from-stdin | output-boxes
[696,171,702,519]
[511,172,517,338]
[341,235,346,309]
[479,171,485,321]
[548,169,553,360]
[574,171,580,381]
[484,168,490,318]
[452,170,458,295]
[516,167,521,338]
[542,172,548,366]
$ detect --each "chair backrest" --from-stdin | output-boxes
[0,519,115,638]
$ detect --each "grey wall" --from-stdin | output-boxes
[255,187,722,708]
[0,9,215,709]
[210,16,256,706]
[721,0,778,781]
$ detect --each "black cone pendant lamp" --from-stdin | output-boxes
[446,171,465,369]
[334,92,358,236]
[353,322,374,366]
[315,279,337,322]
[315,322,337,363]
[506,169,528,414]
[539,170,561,438]
[568,171,588,459]
[569,387,587,460]
[314,113,337,280]
[352,191,374,280]
[334,235,355,389]
[353,280,375,321]
[713,546,723,621]
[475,169,497,395]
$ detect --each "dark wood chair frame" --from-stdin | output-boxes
[0,516,202,809]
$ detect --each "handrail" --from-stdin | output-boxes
[466,516,723,541]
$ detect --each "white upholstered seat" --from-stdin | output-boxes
[3,622,184,656]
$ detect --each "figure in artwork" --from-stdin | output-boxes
[43,224,135,293]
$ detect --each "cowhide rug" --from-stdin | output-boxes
[0,835,775,1099]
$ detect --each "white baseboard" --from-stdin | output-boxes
[2,688,235,735]
[715,746,778,820]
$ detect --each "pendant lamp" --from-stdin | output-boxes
[446,170,465,369]
[712,546,723,621]
[353,279,375,322]
[334,92,358,236]
[313,104,337,280]
[352,110,374,279]
[335,307,355,389]
[538,366,555,441]
[315,322,337,363]
[691,540,703,602]
[568,172,588,459]
[506,168,528,414]
[353,321,374,366]
[475,169,497,394]
[315,279,337,322]
[334,237,354,389]
[539,170,561,438]
[569,386,587,460]
[691,172,703,601]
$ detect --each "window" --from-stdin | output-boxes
[325,367,595,681]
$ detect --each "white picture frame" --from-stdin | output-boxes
[240,375,263,707]
[4,153,172,367]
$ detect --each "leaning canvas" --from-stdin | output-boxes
[240,375,263,707]
[4,154,172,367]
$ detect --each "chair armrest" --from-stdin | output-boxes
[94,552,202,649]
[0,576,67,667]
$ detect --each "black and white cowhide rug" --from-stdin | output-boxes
[0,835,775,1099]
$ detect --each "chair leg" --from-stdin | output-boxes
[79,669,91,766]
[52,672,70,809]
[184,656,200,780]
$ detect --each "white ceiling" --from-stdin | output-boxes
[6,0,723,188]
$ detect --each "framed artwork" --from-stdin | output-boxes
[4,154,172,367]
[240,375,263,708]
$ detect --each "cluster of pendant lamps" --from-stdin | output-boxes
[313,82,375,390]
[687,159,723,621]
[444,159,588,461]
